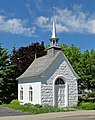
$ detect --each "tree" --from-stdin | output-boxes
[79,50,95,91]
[61,44,95,92]
[61,44,82,91]
[61,44,81,73]
[0,44,17,103]
[11,41,46,77]
[90,49,95,91]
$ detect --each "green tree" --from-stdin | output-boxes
[61,44,82,91]
[61,44,95,92]
[11,42,46,78]
[61,44,81,73]
[90,49,95,91]
[0,44,17,103]
[79,50,95,91]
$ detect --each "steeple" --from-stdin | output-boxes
[50,21,59,46]
[47,20,61,57]
[51,20,56,38]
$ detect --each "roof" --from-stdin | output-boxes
[17,51,61,80]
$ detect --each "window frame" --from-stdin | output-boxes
[20,87,23,100]
[29,86,33,102]
[55,78,65,85]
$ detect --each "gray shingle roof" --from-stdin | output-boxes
[17,51,61,80]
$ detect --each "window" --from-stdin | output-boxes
[55,78,65,85]
[29,87,33,101]
[20,87,23,100]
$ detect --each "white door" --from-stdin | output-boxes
[55,85,65,108]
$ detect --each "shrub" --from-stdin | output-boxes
[78,94,95,104]
[76,102,95,110]
[42,104,49,108]
[24,103,33,106]
[87,92,95,97]
[34,104,42,108]
[10,99,20,105]
[2,103,77,114]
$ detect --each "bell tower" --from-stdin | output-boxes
[47,21,61,56]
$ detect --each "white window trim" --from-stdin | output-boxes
[20,87,23,101]
[29,86,33,102]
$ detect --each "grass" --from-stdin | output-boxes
[2,99,95,114]
[1,103,76,114]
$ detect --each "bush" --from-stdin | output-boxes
[24,103,33,106]
[76,102,95,110]
[78,94,95,104]
[42,104,49,108]
[10,99,20,105]
[87,92,95,97]
[34,104,42,108]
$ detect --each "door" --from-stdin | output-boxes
[54,78,65,108]
[55,85,65,107]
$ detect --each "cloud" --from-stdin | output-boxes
[36,6,95,34]
[37,16,49,27]
[26,3,36,20]
[34,0,44,12]
[0,15,36,37]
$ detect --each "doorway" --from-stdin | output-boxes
[54,78,65,108]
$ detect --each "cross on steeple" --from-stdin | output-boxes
[50,21,59,47]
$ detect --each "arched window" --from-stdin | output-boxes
[55,78,65,85]
[20,87,23,100]
[29,87,33,101]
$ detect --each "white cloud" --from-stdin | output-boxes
[56,24,69,32]
[0,15,36,37]
[36,6,95,34]
[35,0,44,12]
[37,16,49,27]
[87,19,95,33]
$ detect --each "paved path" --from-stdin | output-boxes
[0,107,31,117]
[0,107,95,120]
[45,116,95,120]
[44,115,95,120]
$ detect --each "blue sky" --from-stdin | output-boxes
[0,0,95,52]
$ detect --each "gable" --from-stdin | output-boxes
[40,52,80,85]
[43,52,79,80]
[62,53,80,79]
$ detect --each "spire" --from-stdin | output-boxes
[50,20,59,47]
[47,20,61,56]
[51,21,56,38]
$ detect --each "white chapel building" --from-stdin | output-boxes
[17,21,79,108]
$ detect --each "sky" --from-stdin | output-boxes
[0,0,95,52]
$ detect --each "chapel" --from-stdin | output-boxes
[17,21,79,107]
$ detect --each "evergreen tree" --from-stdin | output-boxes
[0,44,17,103]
